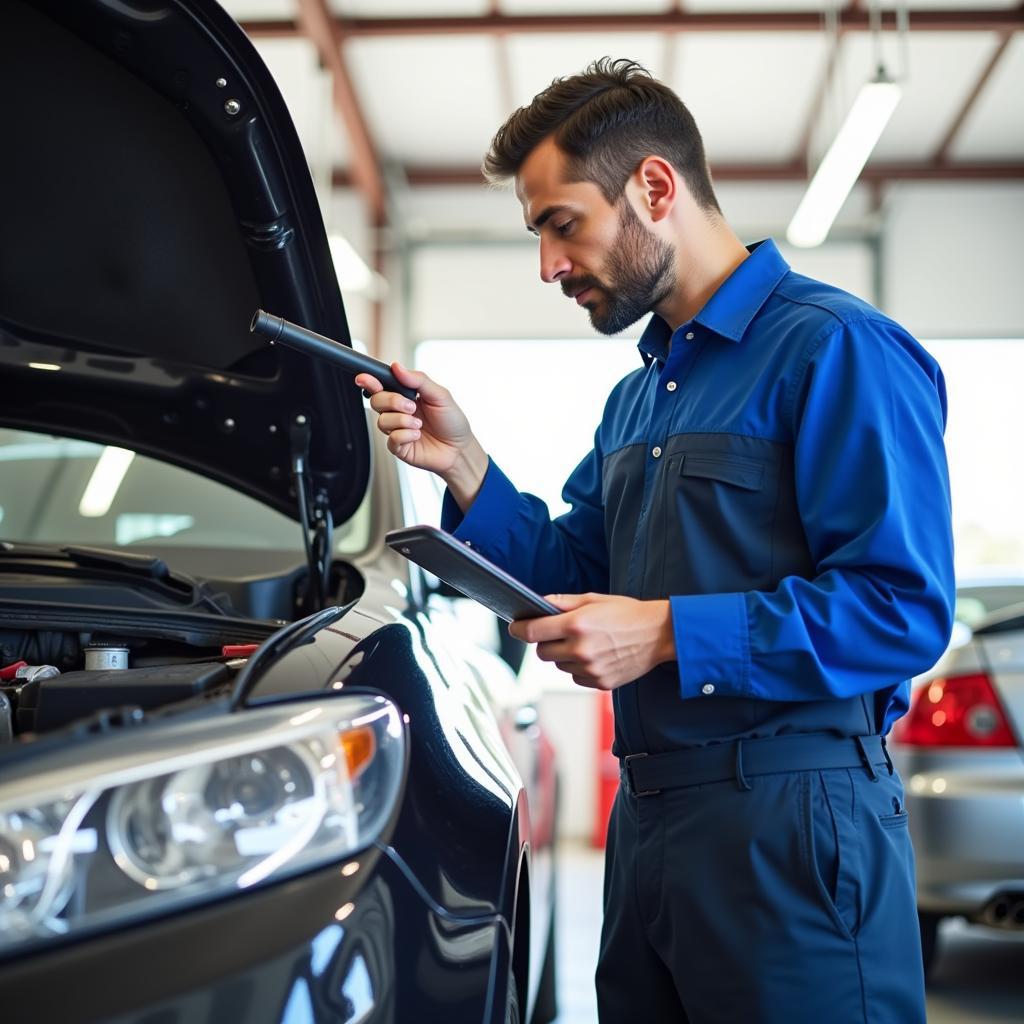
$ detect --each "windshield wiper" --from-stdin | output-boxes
[0,543,172,580]
[0,543,231,612]
[63,545,173,579]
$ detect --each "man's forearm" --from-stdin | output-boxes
[653,599,678,665]
[440,439,490,514]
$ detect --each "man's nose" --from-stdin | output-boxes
[539,237,571,284]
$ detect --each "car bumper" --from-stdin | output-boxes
[0,844,508,1024]
[892,746,1024,919]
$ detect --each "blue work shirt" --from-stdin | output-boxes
[442,239,955,755]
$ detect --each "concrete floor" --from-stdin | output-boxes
[551,842,1024,1023]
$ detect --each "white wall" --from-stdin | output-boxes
[321,178,1024,361]
[884,183,1024,338]
[394,180,1024,346]
[409,238,877,342]
[326,190,373,346]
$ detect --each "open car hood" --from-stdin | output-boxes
[0,0,370,527]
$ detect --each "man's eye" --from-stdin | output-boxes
[555,220,575,236]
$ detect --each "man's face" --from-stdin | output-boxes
[517,137,675,335]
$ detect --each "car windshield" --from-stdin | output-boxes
[0,428,370,554]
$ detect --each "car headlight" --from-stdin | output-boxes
[0,694,405,958]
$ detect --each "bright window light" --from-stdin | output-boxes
[78,447,135,518]
[416,339,638,518]
[925,340,1024,573]
[329,235,372,292]
[787,79,901,249]
[419,338,1024,576]
[115,514,194,546]
[329,235,388,300]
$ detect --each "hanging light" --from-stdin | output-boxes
[79,447,135,518]
[328,235,388,299]
[786,75,901,248]
[787,0,908,248]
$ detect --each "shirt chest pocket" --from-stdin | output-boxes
[680,454,766,492]
[661,450,777,594]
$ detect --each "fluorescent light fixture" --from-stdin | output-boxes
[28,362,62,371]
[328,235,388,299]
[79,446,136,518]
[787,78,901,249]
[329,235,373,292]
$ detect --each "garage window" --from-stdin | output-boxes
[417,337,1024,574]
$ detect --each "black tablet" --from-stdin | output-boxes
[385,525,559,622]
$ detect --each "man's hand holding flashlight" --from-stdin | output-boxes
[355,364,489,513]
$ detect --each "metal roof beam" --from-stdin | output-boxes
[332,162,1024,189]
[933,31,1015,163]
[794,11,844,172]
[294,0,387,227]
[244,9,1023,39]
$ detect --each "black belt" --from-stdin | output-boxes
[620,732,893,796]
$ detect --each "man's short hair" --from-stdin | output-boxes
[483,57,720,215]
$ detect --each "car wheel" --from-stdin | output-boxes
[505,963,522,1024]
[530,902,558,1024]
[919,909,944,977]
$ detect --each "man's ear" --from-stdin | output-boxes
[635,156,677,224]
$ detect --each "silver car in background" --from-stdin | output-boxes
[890,592,1024,974]
[949,576,1024,648]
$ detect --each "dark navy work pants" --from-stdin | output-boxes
[596,765,926,1023]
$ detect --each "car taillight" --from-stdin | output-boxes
[894,672,1018,747]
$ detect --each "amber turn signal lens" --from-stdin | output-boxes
[339,726,376,778]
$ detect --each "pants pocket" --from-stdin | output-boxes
[879,792,910,830]
[879,810,909,830]
[802,770,859,941]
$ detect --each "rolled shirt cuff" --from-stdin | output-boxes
[440,458,522,563]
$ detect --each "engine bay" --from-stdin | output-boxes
[0,544,366,741]
[1,631,254,741]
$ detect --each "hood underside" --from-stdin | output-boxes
[0,0,370,525]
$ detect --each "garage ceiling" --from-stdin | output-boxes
[212,2,1023,350]
[225,0,1023,214]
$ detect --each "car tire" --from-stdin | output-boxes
[530,902,558,1024]
[919,909,944,977]
[505,963,522,1024]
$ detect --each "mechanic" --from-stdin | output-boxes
[356,58,954,1024]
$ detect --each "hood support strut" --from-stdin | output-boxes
[290,416,333,613]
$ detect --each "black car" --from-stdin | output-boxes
[0,2,558,1021]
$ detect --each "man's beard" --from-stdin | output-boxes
[563,201,676,336]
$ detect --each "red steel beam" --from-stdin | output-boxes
[294,0,387,227]
[860,161,1024,182]
[332,162,1024,189]
[241,20,296,39]
[243,9,1023,39]
[934,31,1015,163]
[794,16,844,168]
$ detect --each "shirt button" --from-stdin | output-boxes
[701,683,715,695]
[652,446,662,459]
[685,331,695,341]
[666,381,677,392]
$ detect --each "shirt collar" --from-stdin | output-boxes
[637,238,790,364]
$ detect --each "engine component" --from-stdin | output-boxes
[14,665,60,684]
[84,643,129,671]
[0,691,12,743]
[15,662,232,734]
